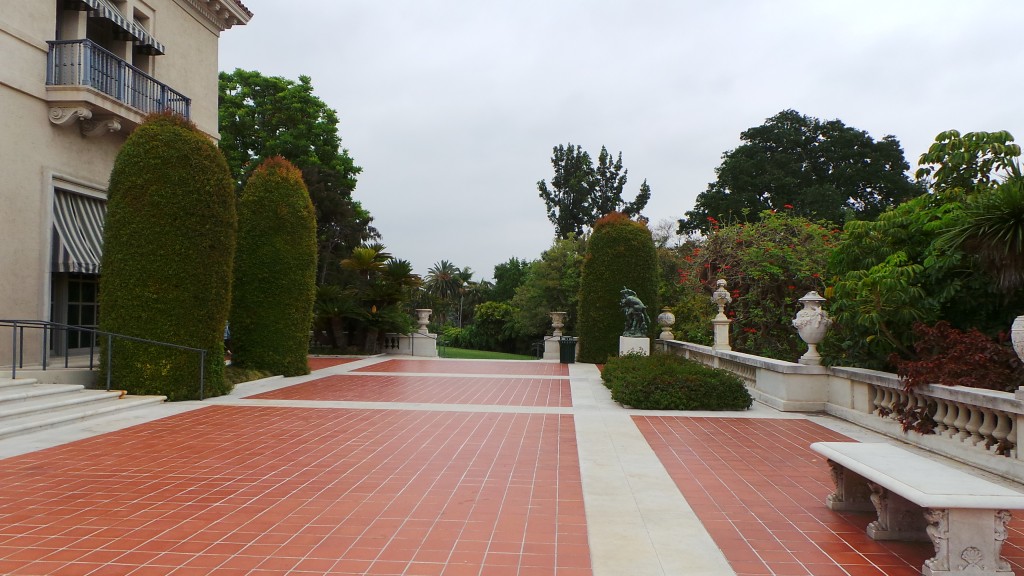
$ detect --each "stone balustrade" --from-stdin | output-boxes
[660,338,1024,484]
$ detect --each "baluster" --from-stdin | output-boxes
[1009,417,1018,459]
[978,409,997,449]
[885,389,899,418]
[892,387,909,414]
[965,406,984,446]
[933,400,948,434]
[949,403,967,440]
[872,385,884,416]
[992,413,1012,455]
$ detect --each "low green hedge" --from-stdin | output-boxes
[602,353,752,410]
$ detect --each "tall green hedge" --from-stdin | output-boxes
[577,212,658,363]
[229,157,317,376]
[99,113,236,400]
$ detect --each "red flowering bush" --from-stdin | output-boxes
[675,211,837,360]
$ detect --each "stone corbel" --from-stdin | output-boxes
[81,118,122,137]
[49,106,92,126]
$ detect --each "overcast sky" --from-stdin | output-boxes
[218,1,1024,282]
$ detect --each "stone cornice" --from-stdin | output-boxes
[178,0,252,31]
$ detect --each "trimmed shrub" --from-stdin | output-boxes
[230,157,317,376]
[602,353,752,410]
[577,212,658,363]
[99,113,236,400]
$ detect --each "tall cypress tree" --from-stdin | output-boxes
[576,212,658,364]
[99,113,236,400]
[230,157,317,376]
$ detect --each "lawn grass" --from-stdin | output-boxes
[439,347,537,360]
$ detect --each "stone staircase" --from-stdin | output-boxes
[0,377,166,439]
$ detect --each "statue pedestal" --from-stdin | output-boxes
[619,336,650,356]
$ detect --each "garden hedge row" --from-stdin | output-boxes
[602,353,752,410]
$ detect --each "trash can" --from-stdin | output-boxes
[559,336,577,364]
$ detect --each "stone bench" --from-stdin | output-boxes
[810,441,1024,576]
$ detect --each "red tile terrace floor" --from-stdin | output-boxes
[247,375,572,407]
[355,360,568,377]
[0,406,588,576]
[635,416,1024,576]
[307,358,360,371]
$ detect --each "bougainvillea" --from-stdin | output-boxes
[675,209,837,360]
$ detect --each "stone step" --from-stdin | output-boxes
[0,394,166,440]
[0,388,125,420]
[0,378,166,440]
[0,380,86,404]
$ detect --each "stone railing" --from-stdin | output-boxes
[660,339,1024,484]
[382,332,438,357]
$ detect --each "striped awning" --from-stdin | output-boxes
[52,190,106,274]
[73,0,166,55]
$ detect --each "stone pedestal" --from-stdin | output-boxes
[411,332,437,357]
[712,318,731,351]
[543,336,560,360]
[619,336,650,356]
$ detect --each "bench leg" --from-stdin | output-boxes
[865,482,929,541]
[824,460,874,512]
[922,508,1013,576]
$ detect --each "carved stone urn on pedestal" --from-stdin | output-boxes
[415,309,432,334]
[793,291,831,366]
[549,311,566,337]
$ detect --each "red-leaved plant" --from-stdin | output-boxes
[887,322,1023,437]
[892,321,1024,393]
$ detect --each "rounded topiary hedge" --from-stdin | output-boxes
[99,112,236,400]
[576,212,658,364]
[602,353,752,410]
[229,156,317,376]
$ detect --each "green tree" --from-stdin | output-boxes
[99,113,235,400]
[828,130,1024,368]
[916,129,1021,195]
[218,69,374,284]
[332,244,419,352]
[490,257,530,303]
[230,157,317,377]
[679,109,918,234]
[577,213,658,363]
[511,236,586,340]
[538,144,651,239]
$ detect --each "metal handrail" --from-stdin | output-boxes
[1,320,208,400]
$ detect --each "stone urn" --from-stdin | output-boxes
[1013,315,1024,362]
[415,309,432,335]
[711,279,732,351]
[657,307,675,340]
[792,291,831,365]
[549,311,567,337]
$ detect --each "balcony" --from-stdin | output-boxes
[46,39,190,129]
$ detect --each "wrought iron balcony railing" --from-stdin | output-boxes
[46,39,190,119]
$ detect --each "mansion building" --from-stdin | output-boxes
[1,0,250,357]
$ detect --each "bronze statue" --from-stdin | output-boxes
[619,287,649,337]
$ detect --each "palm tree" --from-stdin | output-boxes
[425,260,464,326]
[941,177,1024,294]
[340,244,391,281]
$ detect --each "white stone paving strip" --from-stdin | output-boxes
[569,362,737,576]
